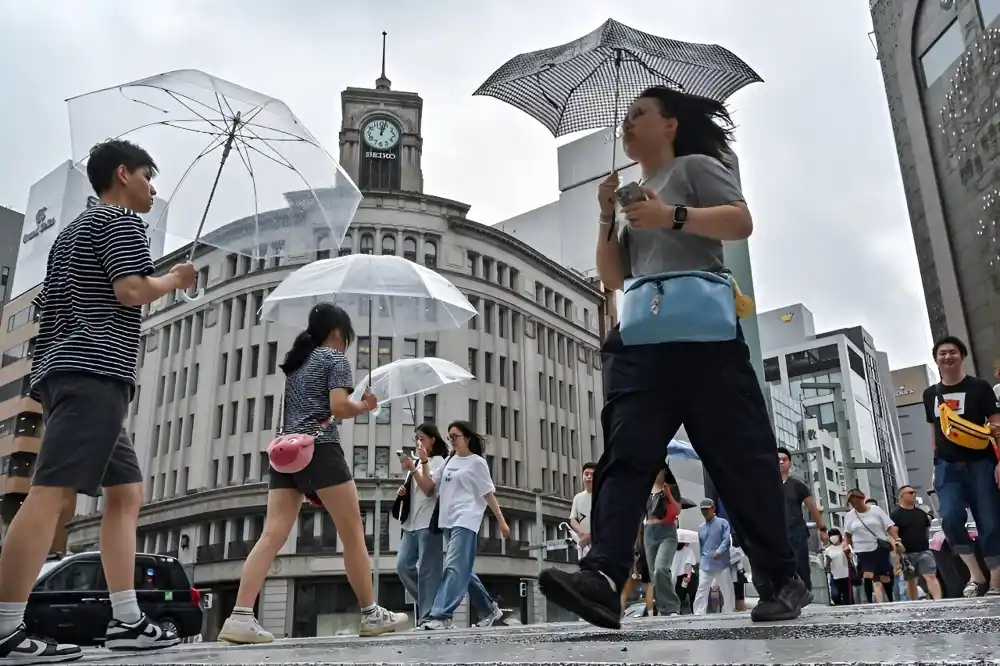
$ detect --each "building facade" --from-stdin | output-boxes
[0,206,21,305]
[758,304,907,507]
[64,74,607,637]
[891,364,937,505]
[870,0,1000,377]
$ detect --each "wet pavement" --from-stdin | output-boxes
[78,598,1000,665]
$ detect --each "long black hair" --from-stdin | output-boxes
[280,302,355,375]
[447,420,485,456]
[415,422,449,458]
[638,86,735,165]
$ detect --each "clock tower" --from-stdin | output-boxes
[339,32,424,193]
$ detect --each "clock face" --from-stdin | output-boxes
[363,119,400,150]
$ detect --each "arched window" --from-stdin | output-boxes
[360,233,375,255]
[381,235,396,255]
[338,233,353,257]
[403,236,417,262]
[423,240,438,268]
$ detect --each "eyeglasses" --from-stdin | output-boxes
[447,433,462,441]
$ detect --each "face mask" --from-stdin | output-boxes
[830,535,841,545]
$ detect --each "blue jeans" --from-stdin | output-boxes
[427,527,495,621]
[396,528,444,623]
[934,458,1000,569]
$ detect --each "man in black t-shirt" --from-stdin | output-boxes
[890,486,942,600]
[777,447,827,590]
[922,335,1000,597]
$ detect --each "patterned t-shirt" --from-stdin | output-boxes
[281,346,354,444]
[30,204,154,395]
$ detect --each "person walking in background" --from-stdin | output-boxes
[538,86,809,628]
[777,447,827,590]
[422,421,510,630]
[890,486,943,601]
[641,465,682,616]
[823,528,853,605]
[672,542,698,614]
[395,423,450,626]
[923,336,1000,597]
[730,542,749,612]
[218,303,405,643]
[0,140,197,663]
[843,489,899,603]
[570,463,596,557]
[693,500,735,615]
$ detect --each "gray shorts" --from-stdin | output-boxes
[33,372,143,497]
[903,550,937,580]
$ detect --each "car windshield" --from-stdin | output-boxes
[37,561,61,580]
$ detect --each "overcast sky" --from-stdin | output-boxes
[0,0,934,370]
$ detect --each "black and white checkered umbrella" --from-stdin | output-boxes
[474,18,762,139]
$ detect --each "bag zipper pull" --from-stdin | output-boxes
[650,281,663,315]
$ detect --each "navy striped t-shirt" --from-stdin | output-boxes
[30,204,154,395]
[282,346,355,444]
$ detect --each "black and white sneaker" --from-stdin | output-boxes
[105,615,181,651]
[0,625,81,664]
[539,568,621,630]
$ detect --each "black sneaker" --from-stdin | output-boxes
[538,568,621,629]
[0,625,81,663]
[750,576,812,622]
[105,615,181,651]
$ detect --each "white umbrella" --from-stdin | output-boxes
[349,357,474,419]
[260,254,477,335]
[677,528,699,545]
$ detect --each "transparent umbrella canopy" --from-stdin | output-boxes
[260,254,478,336]
[66,69,361,299]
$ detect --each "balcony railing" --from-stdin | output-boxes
[196,543,225,564]
[296,535,337,554]
[505,540,531,559]
[227,540,253,560]
[164,550,179,559]
[477,537,503,555]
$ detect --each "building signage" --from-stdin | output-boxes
[364,151,396,160]
[895,386,915,397]
[22,207,57,244]
[779,312,795,323]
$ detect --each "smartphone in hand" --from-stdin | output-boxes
[615,182,647,208]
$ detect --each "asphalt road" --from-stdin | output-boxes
[75,597,1000,665]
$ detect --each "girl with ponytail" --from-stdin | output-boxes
[219,303,407,643]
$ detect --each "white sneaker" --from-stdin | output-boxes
[218,615,274,645]
[475,604,504,628]
[358,607,408,637]
[963,580,982,598]
[422,619,453,631]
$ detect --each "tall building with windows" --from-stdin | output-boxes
[758,304,907,507]
[64,71,607,637]
[0,206,21,305]
[870,0,1000,376]
[891,364,937,505]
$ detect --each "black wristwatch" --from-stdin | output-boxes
[672,205,689,231]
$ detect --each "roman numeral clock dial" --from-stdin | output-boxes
[362,119,400,151]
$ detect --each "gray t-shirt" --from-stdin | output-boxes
[618,154,745,277]
[282,346,354,444]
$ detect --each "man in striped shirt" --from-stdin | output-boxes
[0,140,196,664]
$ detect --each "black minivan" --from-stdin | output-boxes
[28,551,211,646]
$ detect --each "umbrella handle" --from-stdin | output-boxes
[179,288,206,303]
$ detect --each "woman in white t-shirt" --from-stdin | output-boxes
[843,489,900,602]
[822,528,853,605]
[396,423,450,625]
[671,542,698,613]
[423,421,511,630]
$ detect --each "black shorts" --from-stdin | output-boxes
[34,372,142,497]
[268,440,352,494]
[855,549,893,577]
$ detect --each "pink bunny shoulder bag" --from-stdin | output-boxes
[267,390,331,475]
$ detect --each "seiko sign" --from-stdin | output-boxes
[22,207,56,244]
[365,151,396,160]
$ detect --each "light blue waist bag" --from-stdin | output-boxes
[619,270,738,346]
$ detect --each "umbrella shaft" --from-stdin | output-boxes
[188,114,241,262]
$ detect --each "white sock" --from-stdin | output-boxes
[0,602,25,637]
[361,603,377,616]
[231,606,254,619]
[109,590,142,624]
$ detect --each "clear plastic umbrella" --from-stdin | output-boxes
[66,69,361,300]
[349,357,474,412]
[260,254,478,336]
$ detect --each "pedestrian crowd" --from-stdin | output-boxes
[0,82,998,666]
